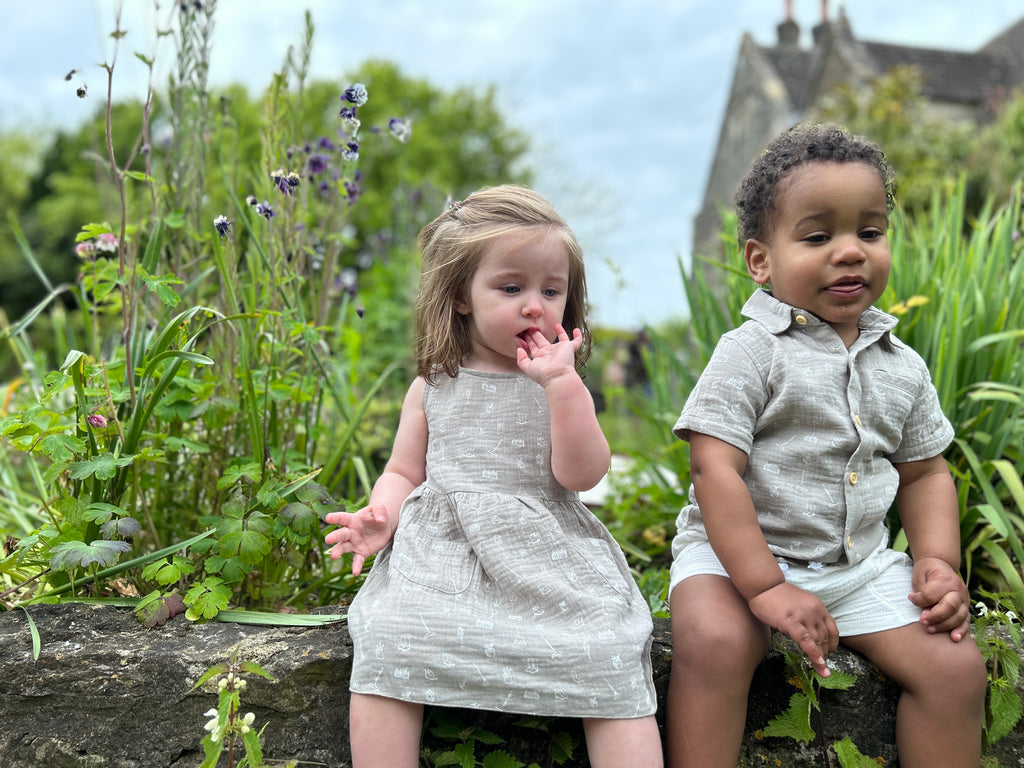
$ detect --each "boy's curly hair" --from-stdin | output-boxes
[735,123,896,243]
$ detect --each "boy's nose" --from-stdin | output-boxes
[832,236,867,264]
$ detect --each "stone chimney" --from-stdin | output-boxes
[777,18,800,47]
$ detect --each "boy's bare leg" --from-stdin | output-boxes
[843,622,986,768]
[349,693,423,768]
[583,715,664,768]
[666,574,770,768]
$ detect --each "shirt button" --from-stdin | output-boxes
[849,472,858,485]
[795,314,808,325]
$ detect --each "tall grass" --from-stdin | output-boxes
[614,181,1024,605]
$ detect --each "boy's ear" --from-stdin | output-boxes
[744,239,770,285]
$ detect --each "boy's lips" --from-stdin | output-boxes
[825,277,866,297]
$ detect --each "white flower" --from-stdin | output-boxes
[241,712,256,734]
[974,601,990,617]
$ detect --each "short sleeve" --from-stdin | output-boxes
[887,358,954,463]
[672,334,766,454]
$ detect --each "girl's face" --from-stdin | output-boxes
[744,161,891,347]
[457,227,570,372]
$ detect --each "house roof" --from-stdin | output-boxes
[863,42,1010,104]
[755,14,1024,110]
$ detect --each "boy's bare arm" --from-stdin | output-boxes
[690,432,838,675]
[896,454,971,640]
[689,433,784,599]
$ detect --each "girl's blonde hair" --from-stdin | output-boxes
[414,184,591,382]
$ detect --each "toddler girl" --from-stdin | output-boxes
[326,184,662,768]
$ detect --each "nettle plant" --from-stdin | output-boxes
[0,7,408,622]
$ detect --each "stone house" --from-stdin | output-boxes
[693,1,1024,290]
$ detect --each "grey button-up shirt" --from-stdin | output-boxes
[673,290,954,565]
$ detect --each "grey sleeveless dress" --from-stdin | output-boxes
[347,368,656,718]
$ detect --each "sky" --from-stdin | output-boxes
[1,1,1022,329]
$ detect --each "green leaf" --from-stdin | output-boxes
[241,726,264,766]
[38,433,85,463]
[279,502,319,536]
[18,607,41,661]
[482,750,525,768]
[816,667,857,690]
[218,523,272,566]
[762,692,815,744]
[184,577,232,620]
[99,517,142,539]
[49,539,131,570]
[141,556,195,585]
[83,502,126,524]
[67,452,134,480]
[833,735,882,767]
[986,681,1023,743]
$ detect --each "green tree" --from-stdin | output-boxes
[813,65,1024,218]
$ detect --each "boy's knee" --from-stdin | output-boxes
[671,615,769,671]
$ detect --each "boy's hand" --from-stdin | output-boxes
[908,556,972,641]
[325,504,391,576]
[748,582,839,677]
[517,323,581,386]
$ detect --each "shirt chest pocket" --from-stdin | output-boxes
[863,369,918,452]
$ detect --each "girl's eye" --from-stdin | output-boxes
[542,288,559,298]
[502,286,520,295]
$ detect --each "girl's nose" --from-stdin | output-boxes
[521,295,543,317]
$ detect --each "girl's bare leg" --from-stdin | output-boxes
[349,693,423,768]
[666,575,770,768]
[843,622,986,768]
[582,714,664,768]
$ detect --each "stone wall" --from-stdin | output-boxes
[0,603,1020,767]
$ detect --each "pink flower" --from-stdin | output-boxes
[87,414,108,429]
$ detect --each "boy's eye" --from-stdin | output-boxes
[805,233,829,244]
[860,229,883,240]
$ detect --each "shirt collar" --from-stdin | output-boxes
[741,289,899,339]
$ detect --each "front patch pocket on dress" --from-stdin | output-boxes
[391,522,479,594]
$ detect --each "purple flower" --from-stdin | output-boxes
[317,137,336,151]
[87,414,108,429]
[343,178,361,204]
[338,106,357,121]
[341,142,360,162]
[245,195,258,206]
[388,117,412,143]
[213,215,232,238]
[307,154,329,175]
[342,83,368,107]
[270,169,301,195]
[356,306,365,318]
[255,201,276,220]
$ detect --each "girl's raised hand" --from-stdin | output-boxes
[517,323,581,386]
[325,504,392,575]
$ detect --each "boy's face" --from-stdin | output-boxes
[744,160,891,347]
